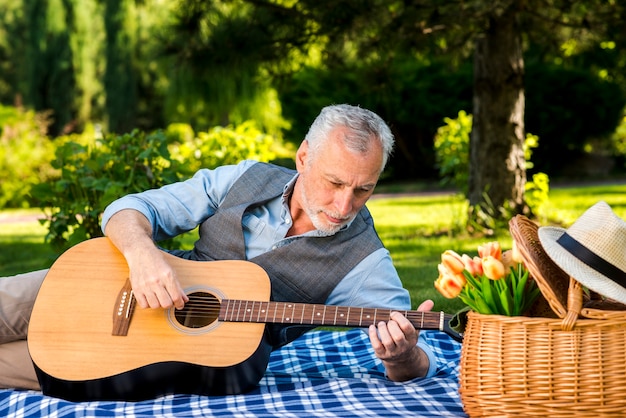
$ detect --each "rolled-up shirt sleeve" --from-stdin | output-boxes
[101,160,256,241]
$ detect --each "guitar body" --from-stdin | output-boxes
[28,237,272,401]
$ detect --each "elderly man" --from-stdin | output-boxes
[0,104,436,392]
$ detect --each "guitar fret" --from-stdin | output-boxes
[247,301,255,322]
[285,303,292,323]
[367,309,378,324]
[241,300,249,322]
[228,300,234,321]
[225,300,231,321]
[263,301,269,323]
[272,302,277,323]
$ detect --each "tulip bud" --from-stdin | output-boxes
[501,250,518,272]
[441,250,465,274]
[482,255,506,280]
[434,270,466,299]
[478,241,502,260]
[511,240,524,264]
[462,254,483,276]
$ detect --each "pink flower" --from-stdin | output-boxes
[482,255,506,280]
[462,254,483,276]
[478,241,502,260]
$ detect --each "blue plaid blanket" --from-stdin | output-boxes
[0,330,465,417]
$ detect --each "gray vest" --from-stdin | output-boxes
[173,162,384,347]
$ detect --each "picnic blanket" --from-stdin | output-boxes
[0,329,465,417]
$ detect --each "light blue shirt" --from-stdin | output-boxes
[101,160,437,377]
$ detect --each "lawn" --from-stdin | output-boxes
[1,181,625,314]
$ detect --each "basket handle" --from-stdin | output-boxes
[561,276,583,331]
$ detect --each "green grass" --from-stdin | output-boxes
[1,182,625,314]
[0,210,59,276]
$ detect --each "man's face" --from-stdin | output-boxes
[295,127,383,234]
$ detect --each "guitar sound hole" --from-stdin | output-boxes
[174,291,219,328]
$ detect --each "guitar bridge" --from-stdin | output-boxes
[112,278,135,336]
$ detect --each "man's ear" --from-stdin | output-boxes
[295,140,309,172]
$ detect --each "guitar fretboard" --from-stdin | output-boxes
[219,299,446,330]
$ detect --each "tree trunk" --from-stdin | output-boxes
[468,4,527,230]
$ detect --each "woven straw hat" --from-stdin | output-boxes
[538,201,626,305]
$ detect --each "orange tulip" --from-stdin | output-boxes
[478,241,502,260]
[441,250,465,274]
[482,255,506,280]
[434,266,466,299]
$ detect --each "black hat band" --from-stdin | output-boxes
[557,232,626,288]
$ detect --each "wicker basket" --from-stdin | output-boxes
[459,215,626,417]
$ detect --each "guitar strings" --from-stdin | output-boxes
[172,295,437,328]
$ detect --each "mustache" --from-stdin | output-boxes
[321,210,353,222]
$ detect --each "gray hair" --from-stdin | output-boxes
[304,104,394,171]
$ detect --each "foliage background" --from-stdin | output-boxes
[1,0,626,199]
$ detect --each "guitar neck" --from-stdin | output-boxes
[219,299,448,331]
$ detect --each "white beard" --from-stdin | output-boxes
[299,185,352,235]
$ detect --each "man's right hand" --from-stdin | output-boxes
[126,246,189,309]
[104,209,189,310]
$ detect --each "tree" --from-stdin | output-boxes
[104,0,138,134]
[0,0,26,105]
[23,0,77,136]
[463,0,626,225]
[468,3,527,223]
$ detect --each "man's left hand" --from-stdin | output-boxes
[368,299,434,381]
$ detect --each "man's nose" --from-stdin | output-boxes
[334,189,354,216]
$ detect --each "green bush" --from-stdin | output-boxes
[168,120,283,175]
[433,110,472,195]
[31,122,292,249]
[0,105,56,208]
[31,128,183,248]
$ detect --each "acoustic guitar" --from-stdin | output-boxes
[28,237,459,402]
